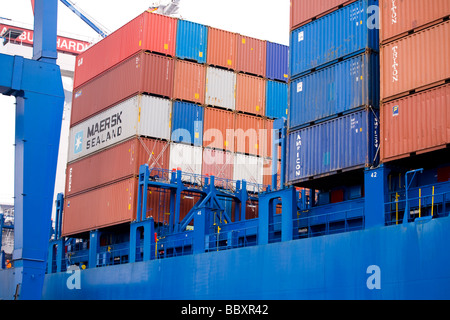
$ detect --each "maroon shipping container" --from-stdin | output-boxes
[381,84,450,162]
[173,59,206,105]
[207,27,238,70]
[62,178,138,236]
[203,107,235,152]
[380,0,450,44]
[202,148,234,184]
[235,73,266,117]
[71,52,174,127]
[235,113,265,157]
[290,0,357,30]
[236,34,266,78]
[74,11,177,89]
[65,137,170,197]
[380,20,450,102]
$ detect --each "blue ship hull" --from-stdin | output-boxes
[40,215,450,300]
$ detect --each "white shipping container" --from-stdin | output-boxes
[169,143,203,184]
[68,95,172,162]
[233,153,264,192]
[205,67,236,110]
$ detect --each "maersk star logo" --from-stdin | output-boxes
[74,131,83,154]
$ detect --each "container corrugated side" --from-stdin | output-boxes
[381,84,450,162]
[287,108,379,183]
[74,12,177,89]
[236,34,266,78]
[266,80,288,120]
[266,42,289,82]
[290,0,379,78]
[290,0,358,30]
[169,143,203,183]
[203,107,235,152]
[380,20,450,102]
[176,19,208,64]
[265,119,281,160]
[289,52,379,129]
[68,95,172,162]
[202,148,234,186]
[233,153,264,191]
[71,52,174,126]
[207,27,237,70]
[205,67,236,110]
[171,101,204,147]
[65,138,170,197]
[235,113,265,157]
[173,59,206,105]
[62,178,138,236]
[235,73,266,116]
[380,0,450,44]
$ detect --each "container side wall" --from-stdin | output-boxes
[176,19,208,63]
[171,101,204,147]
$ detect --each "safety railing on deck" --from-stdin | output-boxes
[385,185,450,225]
[205,224,259,252]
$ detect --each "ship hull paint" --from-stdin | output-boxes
[41,216,450,300]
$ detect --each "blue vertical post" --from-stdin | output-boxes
[193,208,207,254]
[273,118,287,190]
[33,0,58,63]
[364,165,390,228]
[137,165,150,222]
[89,230,100,269]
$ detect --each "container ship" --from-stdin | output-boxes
[1,0,450,301]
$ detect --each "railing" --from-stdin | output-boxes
[385,187,450,225]
[205,224,258,252]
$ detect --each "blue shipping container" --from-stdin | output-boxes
[176,20,208,64]
[266,80,288,119]
[290,0,379,78]
[287,108,379,183]
[171,101,204,146]
[266,42,289,82]
[289,52,379,130]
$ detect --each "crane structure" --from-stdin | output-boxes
[0,0,64,300]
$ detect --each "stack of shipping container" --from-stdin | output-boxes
[287,0,381,199]
[379,0,450,163]
[62,11,289,236]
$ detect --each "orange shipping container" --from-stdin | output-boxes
[236,34,266,78]
[380,0,450,44]
[264,119,281,160]
[235,113,265,156]
[74,12,177,89]
[71,52,174,126]
[202,148,234,186]
[62,178,138,236]
[380,20,450,102]
[203,107,235,152]
[235,73,266,116]
[65,138,170,197]
[290,0,356,30]
[207,27,237,70]
[173,59,206,104]
[381,84,450,162]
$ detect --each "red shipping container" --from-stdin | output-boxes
[236,34,266,78]
[173,59,206,104]
[207,27,238,70]
[290,0,356,30]
[380,0,450,44]
[203,107,235,152]
[381,84,450,163]
[235,113,265,156]
[380,20,450,102]
[263,158,281,189]
[74,11,177,89]
[71,52,174,126]
[235,73,266,116]
[65,137,170,197]
[62,178,138,236]
[202,148,234,185]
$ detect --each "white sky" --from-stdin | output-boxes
[0,0,290,204]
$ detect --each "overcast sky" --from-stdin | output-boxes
[0,0,290,204]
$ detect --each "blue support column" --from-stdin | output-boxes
[88,230,100,269]
[364,165,391,229]
[32,0,58,63]
[129,218,155,263]
[193,208,207,254]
